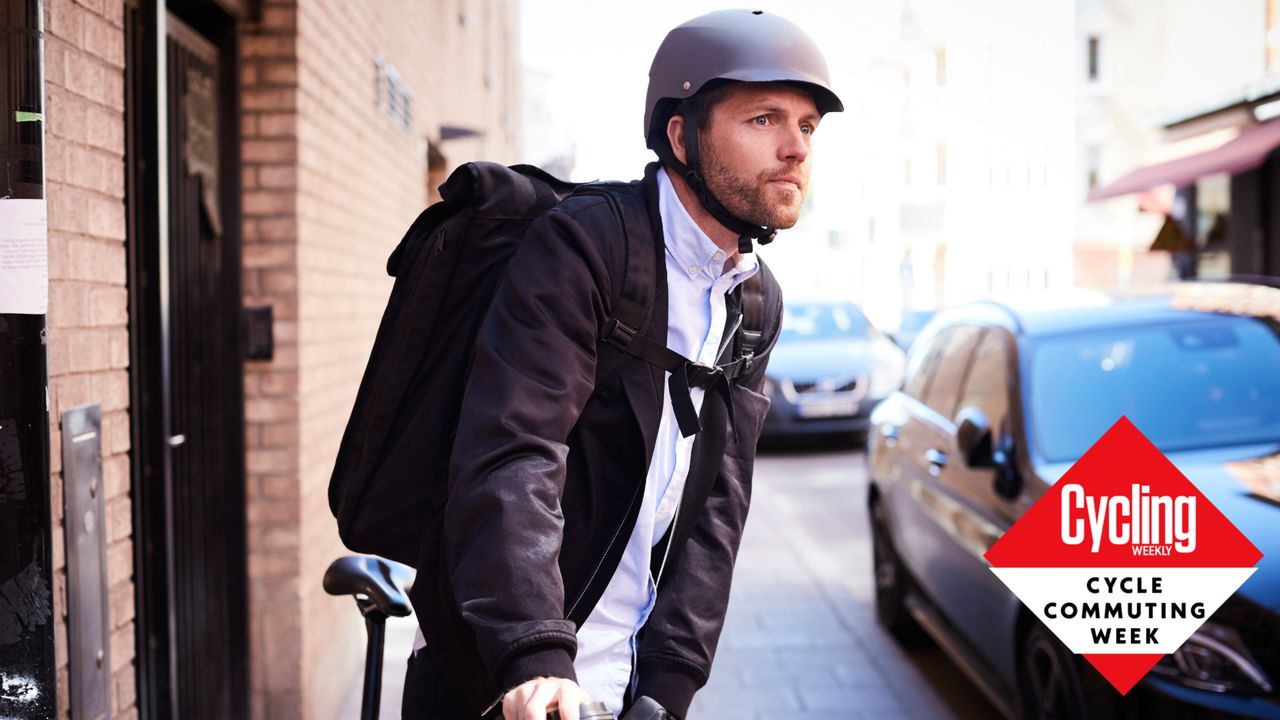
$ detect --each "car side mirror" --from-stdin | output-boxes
[955,406,996,468]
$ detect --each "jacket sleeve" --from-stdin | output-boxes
[633,287,783,718]
[443,199,615,693]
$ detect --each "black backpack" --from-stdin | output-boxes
[327,162,767,567]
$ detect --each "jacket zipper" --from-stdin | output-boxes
[566,477,644,622]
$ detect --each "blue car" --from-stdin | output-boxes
[760,300,906,442]
[867,281,1280,719]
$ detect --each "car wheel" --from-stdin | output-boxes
[1018,620,1099,720]
[869,496,927,645]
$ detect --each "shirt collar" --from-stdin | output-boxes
[656,167,759,290]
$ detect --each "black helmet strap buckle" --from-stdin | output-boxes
[662,116,777,255]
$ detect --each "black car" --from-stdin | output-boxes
[760,300,905,442]
[866,282,1280,719]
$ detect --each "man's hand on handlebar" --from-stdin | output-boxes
[502,676,592,720]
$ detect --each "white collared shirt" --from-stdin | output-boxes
[573,168,759,715]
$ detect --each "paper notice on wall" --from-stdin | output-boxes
[0,199,49,315]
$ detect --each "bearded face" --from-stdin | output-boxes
[694,83,818,230]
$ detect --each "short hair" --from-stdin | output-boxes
[650,79,736,156]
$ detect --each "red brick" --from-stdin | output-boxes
[102,452,130,499]
[258,217,298,241]
[68,328,112,373]
[46,0,83,43]
[246,397,299,423]
[257,112,294,138]
[249,553,300,578]
[262,474,296,497]
[261,423,299,447]
[91,369,130,413]
[73,0,104,15]
[107,327,130,369]
[83,11,123,68]
[46,37,69,89]
[109,622,134,672]
[258,165,296,189]
[109,581,135,630]
[106,538,133,586]
[241,113,260,138]
[88,286,128,326]
[49,185,89,234]
[261,7,297,30]
[261,270,297,294]
[87,194,126,240]
[243,166,259,191]
[241,35,296,59]
[48,281,90,329]
[242,87,297,111]
[247,448,298,474]
[244,191,294,215]
[243,242,296,269]
[113,661,137,714]
[102,410,130,454]
[107,495,131,542]
[53,373,93,416]
[247,495,299,520]
[86,104,125,155]
[65,51,106,102]
[243,140,297,164]
[67,239,126,284]
[261,61,298,86]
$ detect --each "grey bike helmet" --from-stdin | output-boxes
[645,10,843,253]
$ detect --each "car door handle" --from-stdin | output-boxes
[924,448,947,475]
[881,423,900,447]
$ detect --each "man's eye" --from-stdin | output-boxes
[753,116,769,126]
[801,124,814,135]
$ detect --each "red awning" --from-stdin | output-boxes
[1088,118,1280,201]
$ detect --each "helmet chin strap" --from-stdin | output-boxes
[659,118,777,255]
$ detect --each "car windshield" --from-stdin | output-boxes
[1029,316,1280,462]
[780,303,872,342]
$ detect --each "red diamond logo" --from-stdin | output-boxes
[985,416,1263,695]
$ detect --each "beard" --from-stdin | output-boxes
[699,139,807,229]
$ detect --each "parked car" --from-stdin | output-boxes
[866,282,1280,719]
[760,300,905,442]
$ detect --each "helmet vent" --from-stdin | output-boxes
[751,10,763,14]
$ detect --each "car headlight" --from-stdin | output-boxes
[1151,620,1273,694]
[868,337,906,397]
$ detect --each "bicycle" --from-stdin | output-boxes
[324,555,669,720]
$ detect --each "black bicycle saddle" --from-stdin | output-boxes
[322,556,413,618]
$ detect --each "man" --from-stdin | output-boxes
[403,10,842,719]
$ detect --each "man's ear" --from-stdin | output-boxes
[665,114,688,166]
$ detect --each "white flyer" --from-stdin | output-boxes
[0,198,49,315]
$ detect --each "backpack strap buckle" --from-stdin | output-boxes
[600,317,639,348]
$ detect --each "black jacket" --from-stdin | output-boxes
[409,163,783,717]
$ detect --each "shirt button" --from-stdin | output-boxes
[713,251,723,261]
[688,266,698,275]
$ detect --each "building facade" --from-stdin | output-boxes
[3,1,520,718]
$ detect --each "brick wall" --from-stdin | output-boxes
[241,1,520,718]
[42,0,135,717]
[239,2,304,718]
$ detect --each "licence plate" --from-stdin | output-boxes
[796,400,858,418]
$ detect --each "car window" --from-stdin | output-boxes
[922,325,982,420]
[1029,316,1280,461]
[956,329,1012,443]
[903,326,951,400]
[780,302,872,342]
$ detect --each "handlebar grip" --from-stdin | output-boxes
[546,701,615,720]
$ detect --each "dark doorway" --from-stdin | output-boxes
[125,4,246,718]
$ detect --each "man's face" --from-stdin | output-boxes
[698,82,820,229]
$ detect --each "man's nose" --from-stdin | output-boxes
[779,126,810,163]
